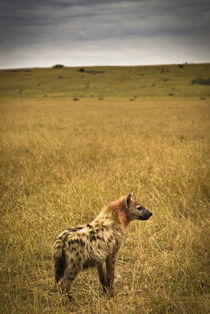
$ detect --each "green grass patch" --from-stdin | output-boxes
[0,63,210,99]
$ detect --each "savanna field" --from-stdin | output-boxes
[0,64,209,313]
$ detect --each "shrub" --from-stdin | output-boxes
[192,77,210,85]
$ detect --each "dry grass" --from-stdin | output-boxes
[0,65,209,313]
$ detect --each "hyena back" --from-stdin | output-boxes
[53,192,152,296]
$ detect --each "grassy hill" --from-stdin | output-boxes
[0,63,210,99]
[0,64,209,313]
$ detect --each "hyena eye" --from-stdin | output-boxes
[137,206,143,211]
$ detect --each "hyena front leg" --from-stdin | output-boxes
[105,253,117,296]
[97,261,107,291]
[97,253,117,296]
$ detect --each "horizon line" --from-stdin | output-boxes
[1,62,210,71]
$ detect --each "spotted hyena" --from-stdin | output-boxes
[53,192,152,297]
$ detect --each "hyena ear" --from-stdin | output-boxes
[131,191,135,198]
[126,193,132,207]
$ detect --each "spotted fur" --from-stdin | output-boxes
[53,192,152,297]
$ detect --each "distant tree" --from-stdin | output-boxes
[52,64,64,69]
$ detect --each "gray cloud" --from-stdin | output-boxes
[0,0,210,68]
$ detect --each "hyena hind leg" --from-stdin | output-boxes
[58,265,80,297]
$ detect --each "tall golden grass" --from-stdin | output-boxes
[0,65,209,313]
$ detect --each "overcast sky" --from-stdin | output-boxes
[0,0,210,68]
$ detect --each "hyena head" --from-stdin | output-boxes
[125,192,152,222]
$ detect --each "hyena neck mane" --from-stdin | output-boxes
[95,196,130,228]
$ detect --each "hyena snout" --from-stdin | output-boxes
[138,207,152,220]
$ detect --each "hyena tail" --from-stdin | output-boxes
[53,241,66,283]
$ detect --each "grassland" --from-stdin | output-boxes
[0,64,209,313]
